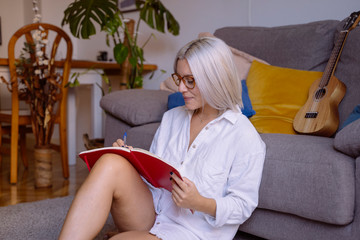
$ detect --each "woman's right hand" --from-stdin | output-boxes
[112,139,133,149]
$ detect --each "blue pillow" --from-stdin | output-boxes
[167,92,185,110]
[167,79,256,118]
[339,104,360,130]
[240,79,256,118]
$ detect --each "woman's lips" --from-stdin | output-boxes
[183,96,192,102]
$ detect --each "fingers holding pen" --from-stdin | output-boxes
[112,139,133,149]
[112,139,124,147]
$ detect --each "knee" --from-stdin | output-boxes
[92,153,133,175]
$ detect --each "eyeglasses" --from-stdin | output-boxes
[171,73,196,89]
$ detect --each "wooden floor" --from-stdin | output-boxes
[0,147,89,207]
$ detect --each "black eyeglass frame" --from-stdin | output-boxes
[171,73,196,89]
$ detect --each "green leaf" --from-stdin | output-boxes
[103,12,123,36]
[113,43,129,64]
[101,73,110,85]
[147,7,154,28]
[134,75,143,88]
[71,72,79,79]
[166,11,180,36]
[154,9,165,33]
[136,0,179,36]
[65,77,80,88]
[129,56,137,67]
[149,70,155,79]
[62,0,118,39]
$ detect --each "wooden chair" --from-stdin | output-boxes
[0,23,73,184]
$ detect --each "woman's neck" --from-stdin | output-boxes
[193,105,219,123]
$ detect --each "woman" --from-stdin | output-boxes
[59,37,266,240]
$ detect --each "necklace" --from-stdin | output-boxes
[194,109,217,124]
[197,113,205,123]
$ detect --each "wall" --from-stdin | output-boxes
[0,0,25,56]
[1,0,359,87]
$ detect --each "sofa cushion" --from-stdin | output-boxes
[339,104,360,130]
[246,61,322,134]
[240,79,256,118]
[100,89,171,126]
[334,119,360,158]
[214,20,339,71]
[258,133,355,225]
[167,92,185,110]
[198,32,269,79]
[126,123,160,150]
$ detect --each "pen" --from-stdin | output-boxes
[123,132,127,146]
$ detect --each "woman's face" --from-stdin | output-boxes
[176,59,203,111]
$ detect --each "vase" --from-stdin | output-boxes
[34,148,53,188]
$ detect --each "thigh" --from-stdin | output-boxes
[102,154,156,232]
[109,231,160,240]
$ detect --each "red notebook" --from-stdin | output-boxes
[79,147,182,192]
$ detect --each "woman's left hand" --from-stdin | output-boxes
[171,173,217,216]
[170,174,202,211]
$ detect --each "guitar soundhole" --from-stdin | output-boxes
[305,112,318,118]
[314,88,326,100]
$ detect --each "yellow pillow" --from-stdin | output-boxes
[246,61,323,134]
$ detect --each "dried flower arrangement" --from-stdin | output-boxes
[1,0,63,148]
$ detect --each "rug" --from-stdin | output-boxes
[0,196,116,240]
[0,196,264,240]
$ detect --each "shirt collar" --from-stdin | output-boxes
[186,105,241,125]
[215,106,241,125]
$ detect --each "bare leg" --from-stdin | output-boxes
[59,153,156,239]
[109,231,160,240]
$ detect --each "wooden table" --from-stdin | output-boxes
[0,58,157,165]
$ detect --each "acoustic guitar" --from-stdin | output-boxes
[293,11,360,137]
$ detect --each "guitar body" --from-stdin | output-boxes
[293,76,346,137]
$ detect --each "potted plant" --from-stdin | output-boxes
[61,0,180,88]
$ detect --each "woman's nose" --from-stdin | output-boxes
[178,79,187,92]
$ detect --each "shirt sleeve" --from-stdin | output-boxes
[205,150,266,227]
[149,124,161,154]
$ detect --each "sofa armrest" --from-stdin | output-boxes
[100,89,171,126]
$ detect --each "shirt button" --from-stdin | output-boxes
[205,126,209,130]
[192,145,196,148]
[156,222,160,225]
[181,161,184,165]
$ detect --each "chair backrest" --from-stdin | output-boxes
[7,23,72,138]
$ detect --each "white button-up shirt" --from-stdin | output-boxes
[148,106,266,240]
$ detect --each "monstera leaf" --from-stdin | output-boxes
[136,0,180,35]
[62,0,118,39]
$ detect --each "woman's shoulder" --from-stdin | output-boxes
[223,110,265,151]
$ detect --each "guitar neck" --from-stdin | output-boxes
[319,30,349,88]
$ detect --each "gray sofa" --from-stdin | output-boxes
[100,18,360,240]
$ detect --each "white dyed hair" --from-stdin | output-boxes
[174,37,243,113]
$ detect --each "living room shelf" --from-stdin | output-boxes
[0,58,157,71]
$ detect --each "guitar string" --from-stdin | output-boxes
[307,31,347,116]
